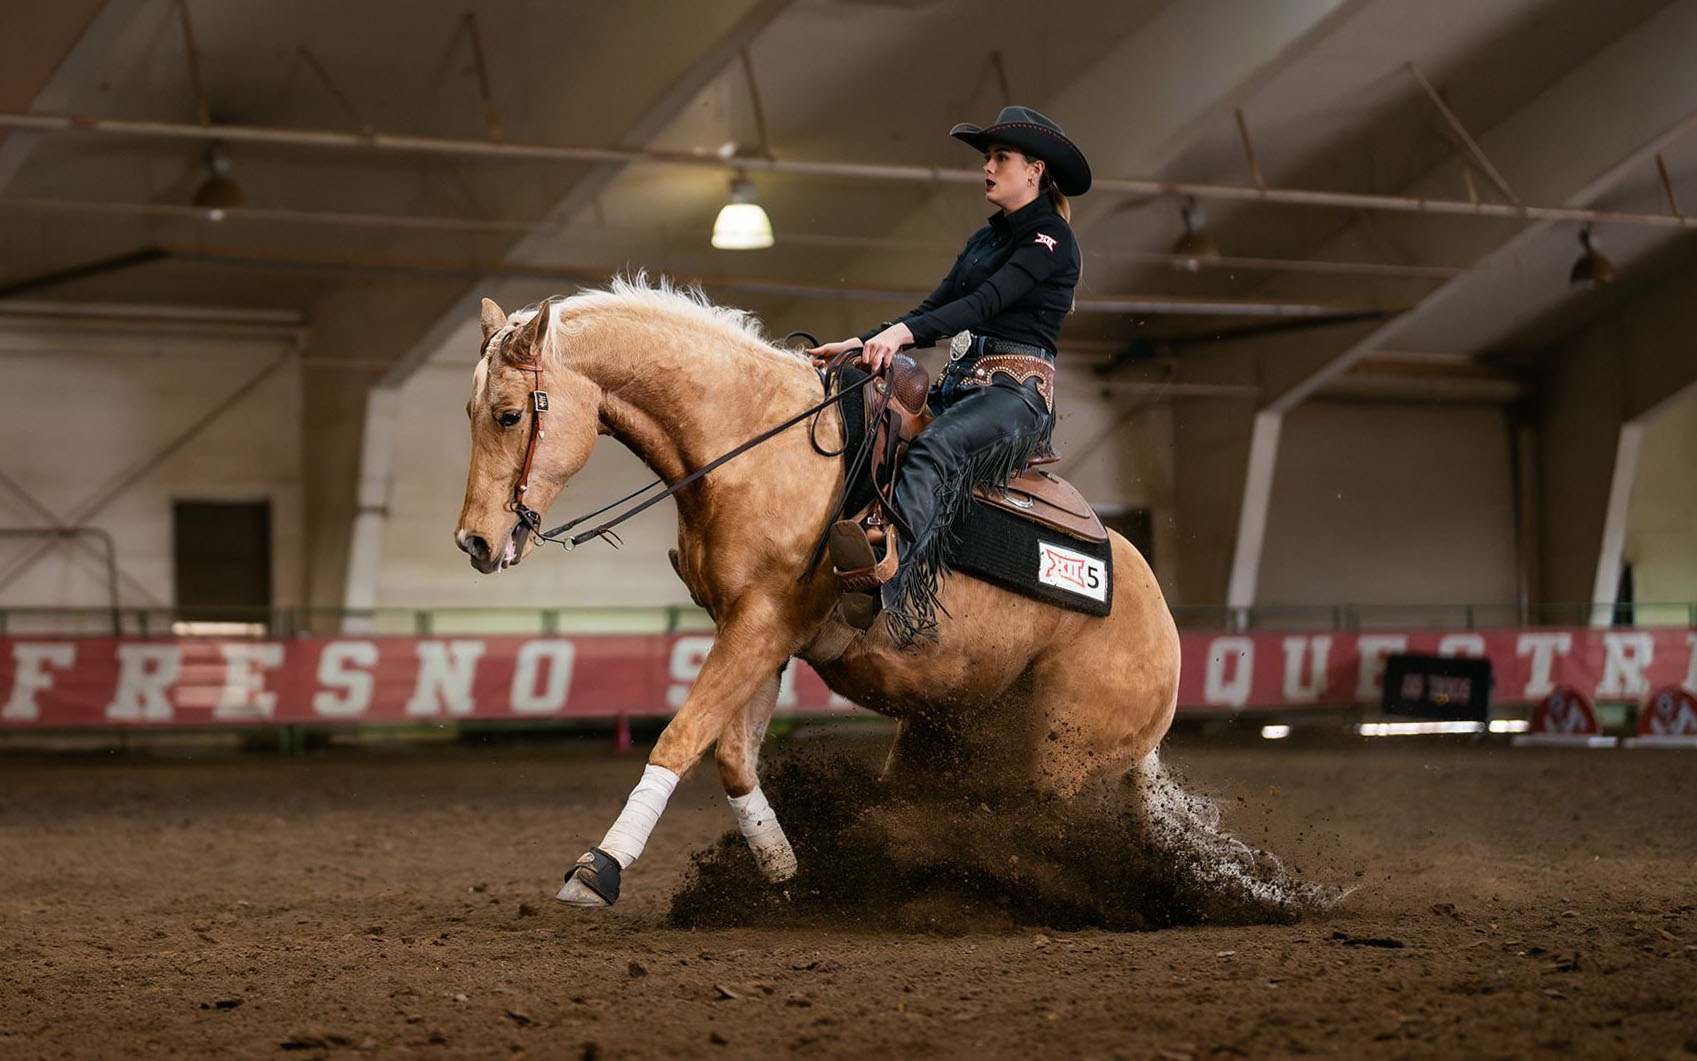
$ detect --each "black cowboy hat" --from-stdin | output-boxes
[950,105,1091,197]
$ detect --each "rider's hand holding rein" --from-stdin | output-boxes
[805,337,862,367]
[858,321,913,374]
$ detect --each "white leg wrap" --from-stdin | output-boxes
[598,763,679,868]
[728,785,798,883]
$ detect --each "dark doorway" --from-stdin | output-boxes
[173,500,272,625]
[1098,507,1154,566]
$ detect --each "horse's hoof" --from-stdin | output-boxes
[753,841,799,884]
[555,847,621,907]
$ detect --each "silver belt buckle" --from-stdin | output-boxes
[948,330,972,361]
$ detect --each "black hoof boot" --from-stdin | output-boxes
[556,847,622,907]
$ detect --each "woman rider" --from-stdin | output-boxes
[807,105,1090,644]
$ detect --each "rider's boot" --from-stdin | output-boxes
[829,520,899,630]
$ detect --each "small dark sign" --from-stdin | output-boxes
[1381,654,1493,721]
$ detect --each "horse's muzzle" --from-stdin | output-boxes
[456,529,502,574]
[457,522,530,574]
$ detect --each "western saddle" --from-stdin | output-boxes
[837,353,1106,588]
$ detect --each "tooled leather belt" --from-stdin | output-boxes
[948,330,1056,412]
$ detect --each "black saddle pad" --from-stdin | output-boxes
[950,501,1113,617]
[834,366,1112,617]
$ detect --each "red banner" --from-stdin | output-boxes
[1176,628,1697,711]
[2,628,1694,729]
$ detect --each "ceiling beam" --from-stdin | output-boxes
[0,0,163,191]
[1219,0,1697,613]
[817,0,1368,311]
[1261,0,1697,411]
[373,0,793,390]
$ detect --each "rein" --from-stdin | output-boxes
[514,337,871,553]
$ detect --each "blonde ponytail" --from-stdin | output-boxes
[1047,183,1071,222]
[1041,175,1079,310]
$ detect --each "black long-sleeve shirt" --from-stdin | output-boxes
[860,195,1079,351]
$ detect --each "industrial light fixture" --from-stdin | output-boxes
[711,172,773,250]
[1568,225,1615,288]
[1170,196,1219,271]
[192,140,245,221]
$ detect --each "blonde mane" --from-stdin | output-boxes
[514,273,804,367]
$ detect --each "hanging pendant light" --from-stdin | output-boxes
[1568,225,1615,288]
[1170,196,1219,272]
[711,172,773,250]
[192,140,245,222]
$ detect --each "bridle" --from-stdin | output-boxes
[504,353,550,539]
[493,299,559,544]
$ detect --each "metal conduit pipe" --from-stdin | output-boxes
[0,240,1393,318]
[2,110,1696,231]
[0,196,1470,281]
[156,245,1400,318]
[4,240,1387,318]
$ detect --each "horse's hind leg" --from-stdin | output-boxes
[714,668,798,882]
[881,688,1032,799]
[1024,607,1179,799]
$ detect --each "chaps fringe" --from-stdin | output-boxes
[883,427,1048,647]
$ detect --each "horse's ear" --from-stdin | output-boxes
[521,299,551,356]
[479,298,506,343]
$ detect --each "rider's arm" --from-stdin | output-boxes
[856,252,965,346]
[901,222,1073,346]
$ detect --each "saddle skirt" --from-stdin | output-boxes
[973,470,1106,544]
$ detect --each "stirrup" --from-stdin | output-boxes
[829,520,898,593]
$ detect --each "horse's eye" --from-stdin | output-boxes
[497,409,522,428]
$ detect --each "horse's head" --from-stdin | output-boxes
[454,297,599,573]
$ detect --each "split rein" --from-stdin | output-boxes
[507,335,879,558]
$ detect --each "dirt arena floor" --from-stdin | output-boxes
[3,728,1695,1059]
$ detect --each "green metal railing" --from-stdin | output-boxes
[0,604,716,638]
[1170,601,1697,632]
[0,601,1692,637]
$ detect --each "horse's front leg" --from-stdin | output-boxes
[715,668,798,883]
[556,605,791,907]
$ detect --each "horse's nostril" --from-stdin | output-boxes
[461,534,490,561]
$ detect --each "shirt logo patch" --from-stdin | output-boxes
[1033,233,1057,252]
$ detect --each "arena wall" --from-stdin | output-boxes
[0,312,304,610]
[1254,401,1520,609]
[1627,384,1697,603]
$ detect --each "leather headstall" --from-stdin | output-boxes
[504,356,548,532]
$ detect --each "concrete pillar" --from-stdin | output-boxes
[299,276,470,623]
[341,386,403,625]
[1225,411,1283,615]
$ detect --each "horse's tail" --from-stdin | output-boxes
[1127,751,1349,919]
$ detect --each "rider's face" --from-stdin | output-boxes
[983,144,1043,212]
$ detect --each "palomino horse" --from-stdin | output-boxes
[454,278,1180,907]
